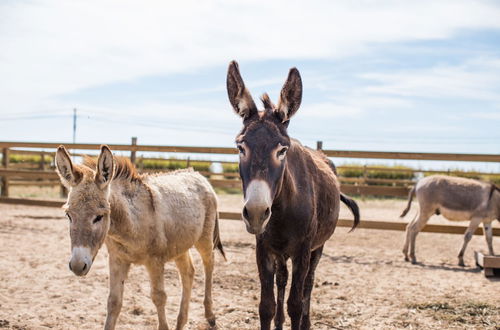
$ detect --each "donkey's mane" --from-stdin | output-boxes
[83,156,142,182]
[83,156,195,182]
[260,93,274,111]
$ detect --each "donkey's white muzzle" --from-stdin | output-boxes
[243,180,272,235]
[69,246,92,276]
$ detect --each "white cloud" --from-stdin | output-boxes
[1,0,500,115]
[302,95,412,119]
[360,57,500,101]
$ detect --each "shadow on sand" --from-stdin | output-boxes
[322,252,484,274]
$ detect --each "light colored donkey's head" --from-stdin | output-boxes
[56,145,114,276]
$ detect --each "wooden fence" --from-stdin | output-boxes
[2,139,500,198]
[1,139,500,236]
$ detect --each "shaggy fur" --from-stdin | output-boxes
[227,61,359,330]
[56,145,224,330]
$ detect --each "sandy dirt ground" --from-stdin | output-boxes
[0,197,499,329]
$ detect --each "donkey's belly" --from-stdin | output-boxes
[161,215,206,260]
[312,216,339,249]
[439,207,472,222]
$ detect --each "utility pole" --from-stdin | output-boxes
[73,108,77,144]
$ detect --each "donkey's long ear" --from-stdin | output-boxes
[55,145,82,187]
[95,145,114,189]
[276,68,302,123]
[227,61,257,119]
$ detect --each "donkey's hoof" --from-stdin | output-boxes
[411,258,417,264]
[458,260,466,267]
[207,317,216,328]
[404,256,409,262]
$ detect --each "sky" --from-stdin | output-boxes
[1,0,500,170]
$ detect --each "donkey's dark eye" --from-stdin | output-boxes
[277,147,288,159]
[237,145,245,155]
[93,215,103,224]
[66,213,72,223]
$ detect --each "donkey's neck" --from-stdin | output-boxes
[274,158,299,210]
[107,180,148,239]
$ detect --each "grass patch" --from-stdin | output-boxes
[140,158,239,173]
[7,154,53,164]
[338,163,415,181]
[407,301,500,327]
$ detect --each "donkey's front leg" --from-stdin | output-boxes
[288,245,311,330]
[146,260,168,330]
[274,257,288,330]
[256,239,276,330]
[458,217,482,266]
[483,222,495,255]
[104,256,130,330]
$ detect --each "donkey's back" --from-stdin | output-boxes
[416,175,491,215]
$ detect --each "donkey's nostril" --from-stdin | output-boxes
[263,207,270,219]
[82,263,87,271]
[243,206,249,220]
[68,261,72,271]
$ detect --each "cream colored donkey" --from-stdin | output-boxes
[401,175,498,266]
[55,145,225,330]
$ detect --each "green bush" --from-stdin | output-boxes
[222,163,239,173]
[338,163,414,180]
[8,154,53,164]
[141,158,211,172]
[424,170,500,184]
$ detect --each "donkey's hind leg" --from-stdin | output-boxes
[195,238,216,327]
[301,245,324,330]
[174,251,195,330]
[404,208,433,264]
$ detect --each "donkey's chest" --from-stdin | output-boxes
[265,209,338,255]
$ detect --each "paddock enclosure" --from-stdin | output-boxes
[1,141,500,329]
[1,198,499,330]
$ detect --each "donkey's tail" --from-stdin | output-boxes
[400,186,416,218]
[340,193,360,232]
[213,213,227,261]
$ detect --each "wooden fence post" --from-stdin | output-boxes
[60,185,68,198]
[39,152,46,171]
[316,141,323,151]
[1,148,10,197]
[130,137,137,165]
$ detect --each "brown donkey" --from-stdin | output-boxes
[226,61,360,330]
[55,145,225,330]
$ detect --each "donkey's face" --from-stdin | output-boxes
[55,145,114,276]
[227,61,302,235]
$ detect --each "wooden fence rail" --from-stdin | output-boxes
[2,140,500,161]
[2,140,500,199]
[1,197,498,237]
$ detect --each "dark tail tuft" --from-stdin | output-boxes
[213,213,227,261]
[400,186,416,218]
[340,193,360,232]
